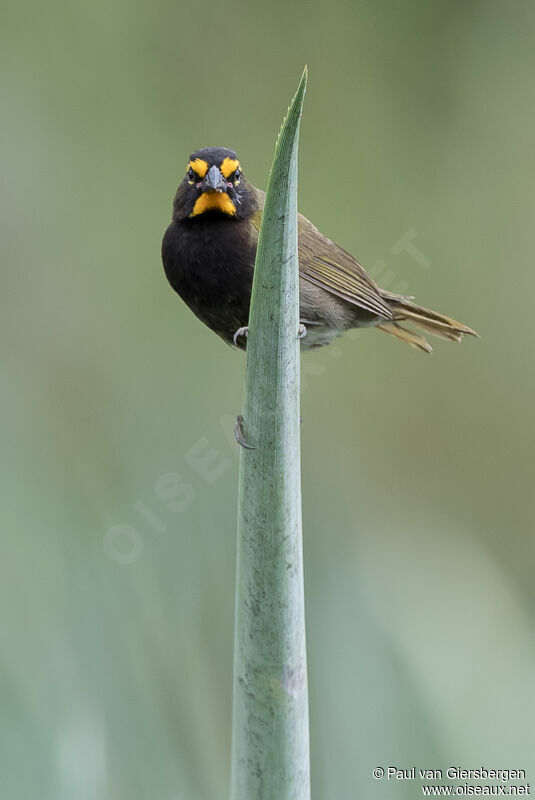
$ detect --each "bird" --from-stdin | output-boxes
[162,146,477,354]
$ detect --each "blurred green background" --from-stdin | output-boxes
[2,0,534,797]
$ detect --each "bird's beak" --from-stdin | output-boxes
[202,165,227,193]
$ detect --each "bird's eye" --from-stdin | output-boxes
[188,167,195,181]
[234,168,241,181]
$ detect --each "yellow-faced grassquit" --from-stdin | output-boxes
[162,147,477,353]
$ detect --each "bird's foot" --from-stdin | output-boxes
[234,324,306,345]
[233,326,249,346]
[234,414,256,450]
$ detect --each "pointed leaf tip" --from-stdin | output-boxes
[275,68,308,150]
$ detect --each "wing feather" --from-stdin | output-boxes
[249,191,392,320]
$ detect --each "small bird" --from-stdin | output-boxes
[162,146,477,353]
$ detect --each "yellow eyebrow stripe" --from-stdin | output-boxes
[190,192,236,217]
[188,158,209,178]
[220,157,240,178]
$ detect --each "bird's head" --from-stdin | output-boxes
[171,147,257,222]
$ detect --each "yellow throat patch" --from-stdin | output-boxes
[190,191,236,217]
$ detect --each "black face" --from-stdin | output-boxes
[171,147,257,222]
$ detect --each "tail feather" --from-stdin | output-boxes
[379,291,478,351]
[377,321,433,353]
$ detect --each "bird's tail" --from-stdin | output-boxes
[377,291,479,353]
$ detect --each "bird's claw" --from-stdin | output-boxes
[234,324,306,344]
[234,414,256,450]
[233,326,249,346]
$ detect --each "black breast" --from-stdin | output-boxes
[162,215,256,346]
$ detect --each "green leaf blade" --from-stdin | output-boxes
[231,67,310,800]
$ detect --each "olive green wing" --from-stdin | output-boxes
[296,215,393,319]
[250,190,392,320]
